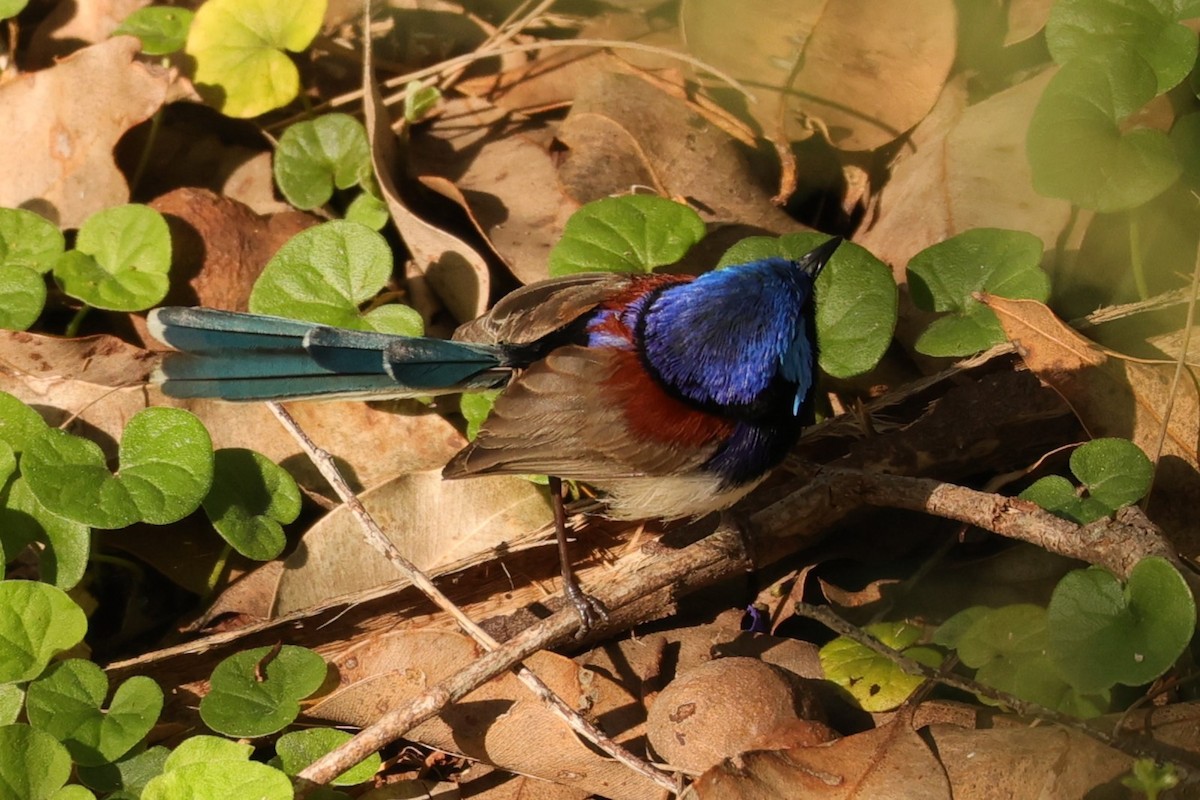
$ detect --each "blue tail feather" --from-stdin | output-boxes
[149,307,511,401]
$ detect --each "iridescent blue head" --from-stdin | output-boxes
[639,238,840,418]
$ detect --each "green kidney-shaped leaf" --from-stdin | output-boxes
[908,228,1048,357]
[0,684,22,725]
[0,581,87,683]
[54,205,172,311]
[1069,437,1153,510]
[548,195,706,276]
[274,728,381,786]
[77,746,169,796]
[1047,557,1196,694]
[274,114,371,210]
[142,760,292,800]
[22,408,213,529]
[1028,50,1181,212]
[718,234,896,378]
[202,448,301,561]
[344,190,389,231]
[26,660,163,767]
[1,476,91,590]
[0,724,72,800]
[818,621,943,712]
[199,645,327,737]
[165,736,253,770]
[249,220,403,331]
[114,6,195,55]
[937,604,1110,717]
[0,391,48,453]
[0,208,64,274]
[186,0,327,118]
[1046,0,1197,95]
[0,266,46,331]
[1020,474,1111,525]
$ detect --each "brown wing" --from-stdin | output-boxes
[452,273,634,345]
[442,346,723,480]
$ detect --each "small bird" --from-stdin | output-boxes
[149,236,841,627]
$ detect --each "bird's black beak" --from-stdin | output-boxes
[799,236,844,278]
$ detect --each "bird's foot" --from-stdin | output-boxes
[564,580,609,637]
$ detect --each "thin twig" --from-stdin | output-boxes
[267,402,676,793]
[793,603,1200,769]
[1144,219,1200,509]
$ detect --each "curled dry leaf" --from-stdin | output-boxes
[983,295,1200,553]
[857,71,1074,284]
[149,187,320,312]
[363,27,490,323]
[687,713,951,800]
[272,470,552,616]
[679,0,957,152]
[557,72,802,239]
[307,629,655,800]
[412,98,579,286]
[0,37,169,227]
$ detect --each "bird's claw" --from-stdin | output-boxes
[565,582,608,637]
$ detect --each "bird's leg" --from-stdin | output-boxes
[549,476,608,635]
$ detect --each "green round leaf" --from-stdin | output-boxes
[77,746,169,796]
[0,208,64,274]
[1070,437,1153,510]
[548,195,706,276]
[164,736,252,770]
[344,191,389,231]
[403,80,442,123]
[1,477,91,590]
[1028,50,1181,212]
[1046,0,1197,95]
[49,786,95,800]
[0,581,87,683]
[0,684,23,725]
[1047,557,1196,693]
[274,114,371,210]
[249,220,400,331]
[0,1,30,20]
[939,604,1109,717]
[0,724,72,800]
[23,408,213,529]
[274,728,381,785]
[460,389,501,441]
[818,621,943,712]
[360,302,424,336]
[114,6,195,55]
[0,266,46,331]
[54,205,172,311]
[142,760,292,800]
[26,660,163,767]
[907,228,1048,357]
[186,0,327,118]
[1020,474,1110,525]
[202,449,301,561]
[199,645,327,737]
[719,234,896,378]
[0,392,48,451]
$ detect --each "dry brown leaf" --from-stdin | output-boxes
[272,470,552,616]
[0,331,465,493]
[926,723,1129,799]
[857,71,1075,284]
[308,630,656,800]
[413,98,579,285]
[1005,0,1056,46]
[687,714,951,799]
[363,29,490,323]
[679,0,956,152]
[983,296,1200,551]
[149,187,320,312]
[26,0,150,65]
[557,72,802,241]
[0,37,169,227]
